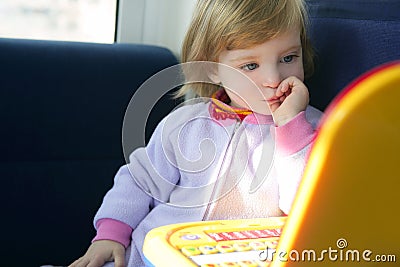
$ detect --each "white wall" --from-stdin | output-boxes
[117,0,196,57]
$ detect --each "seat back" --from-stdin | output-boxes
[306,0,400,110]
[0,38,178,266]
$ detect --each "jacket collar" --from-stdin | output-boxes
[209,89,274,125]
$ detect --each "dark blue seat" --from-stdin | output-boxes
[306,0,400,110]
[0,38,178,266]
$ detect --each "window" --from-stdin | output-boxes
[117,0,196,56]
[0,0,117,43]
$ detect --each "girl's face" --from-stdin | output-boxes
[212,29,304,115]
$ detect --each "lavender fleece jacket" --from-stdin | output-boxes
[93,100,322,266]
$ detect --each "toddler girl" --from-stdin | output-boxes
[69,0,322,266]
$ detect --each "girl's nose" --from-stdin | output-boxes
[261,67,281,89]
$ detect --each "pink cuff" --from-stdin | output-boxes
[273,111,316,156]
[92,218,133,248]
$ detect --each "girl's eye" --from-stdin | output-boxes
[281,55,297,63]
[241,63,259,71]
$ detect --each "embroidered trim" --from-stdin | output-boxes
[210,89,252,120]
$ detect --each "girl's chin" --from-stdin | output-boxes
[252,103,273,115]
[257,110,273,115]
[250,107,272,115]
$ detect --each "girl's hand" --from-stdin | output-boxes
[68,240,125,267]
[268,76,309,126]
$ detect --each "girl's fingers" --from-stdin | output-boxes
[68,257,85,267]
[113,247,126,267]
[276,80,291,97]
[277,85,291,102]
[269,102,280,112]
[276,83,285,97]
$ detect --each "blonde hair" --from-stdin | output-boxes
[176,0,314,98]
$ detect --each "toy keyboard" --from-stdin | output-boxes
[143,217,286,267]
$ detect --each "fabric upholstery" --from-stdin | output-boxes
[0,38,178,266]
[306,0,400,110]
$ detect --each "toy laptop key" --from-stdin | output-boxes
[143,217,286,267]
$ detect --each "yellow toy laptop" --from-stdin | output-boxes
[273,62,400,267]
[143,61,400,266]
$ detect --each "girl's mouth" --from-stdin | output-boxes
[265,96,280,103]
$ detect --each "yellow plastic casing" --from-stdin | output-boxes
[272,62,400,266]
